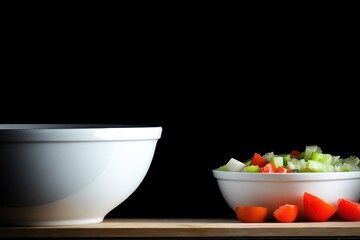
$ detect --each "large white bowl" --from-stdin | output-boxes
[213,169,360,221]
[0,124,162,226]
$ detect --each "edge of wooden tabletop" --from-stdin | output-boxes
[0,218,359,238]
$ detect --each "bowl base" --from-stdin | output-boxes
[0,217,104,227]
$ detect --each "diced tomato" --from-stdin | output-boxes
[290,150,300,159]
[235,206,268,223]
[259,162,277,173]
[273,204,298,223]
[303,192,336,222]
[337,198,360,221]
[250,153,269,167]
[276,166,293,173]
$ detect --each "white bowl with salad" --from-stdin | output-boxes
[212,145,360,221]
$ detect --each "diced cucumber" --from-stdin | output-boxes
[245,165,259,172]
[304,145,322,161]
[345,156,360,166]
[289,158,307,171]
[225,158,246,172]
[218,165,229,171]
[282,154,291,166]
[307,160,329,172]
[311,152,332,165]
[337,163,353,172]
[344,157,360,171]
[270,156,284,169]
[262,152,275,161]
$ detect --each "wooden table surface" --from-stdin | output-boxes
[0,218,360,238]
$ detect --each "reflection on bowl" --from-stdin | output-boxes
[212,169,360,221]
[0,124,162,226]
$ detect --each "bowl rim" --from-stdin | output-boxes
[212,168,360,181]
[0,124,161,130]
[0,124,162,142]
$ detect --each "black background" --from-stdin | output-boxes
[1,9,359,221]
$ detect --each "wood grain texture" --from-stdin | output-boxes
[0,218,360,238]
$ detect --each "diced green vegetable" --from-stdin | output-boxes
[245,165,259,172]
[298,151,305,159]
[224,158,246,172]
[270,156,284,169]
[305,145,322,161]
[307,160,329,172]
[262,152,275,161]
[311,152,332,165]
[218,165,229,171]
[282,154,291,166]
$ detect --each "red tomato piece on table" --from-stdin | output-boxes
[235,206,268,223]
[337,198,360,221]
[250,153,269,167]
[273,204,298,223]
[303,192,336,222]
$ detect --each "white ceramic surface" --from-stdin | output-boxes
[0,124,162,226]
[213,170,360,221]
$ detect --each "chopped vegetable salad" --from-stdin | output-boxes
[218,145,360,173]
